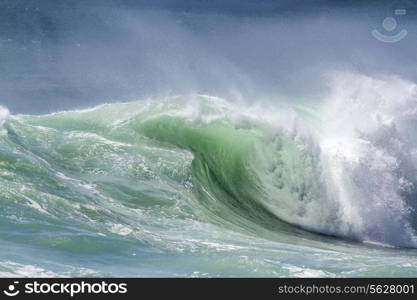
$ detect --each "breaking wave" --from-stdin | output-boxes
[1,72,417,254]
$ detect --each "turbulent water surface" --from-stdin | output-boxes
[2,0,417,278]
[2,73,417,277]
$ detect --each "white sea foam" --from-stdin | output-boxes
[0,106,9,135]
[318,72,417,247]
[0,261,59,277]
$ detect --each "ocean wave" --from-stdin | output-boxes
[1,73,417,252]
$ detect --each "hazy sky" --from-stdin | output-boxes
[0,0,416,113]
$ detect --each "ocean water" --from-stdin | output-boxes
[2,72,417,277]
[2,0,417,277]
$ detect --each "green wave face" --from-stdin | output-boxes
[1,95,417,277]
[138,108,331,235]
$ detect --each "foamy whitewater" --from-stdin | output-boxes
[1,72,417,277]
